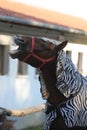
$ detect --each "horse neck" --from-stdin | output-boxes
[40,60,66,107]
[41,61,56,86]
[56,50,82,97]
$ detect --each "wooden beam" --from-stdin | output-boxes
[0,16,87,44]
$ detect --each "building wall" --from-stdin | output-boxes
[64,43,87,75]
[0,35,44,110]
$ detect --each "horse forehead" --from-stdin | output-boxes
[41,37,59,45]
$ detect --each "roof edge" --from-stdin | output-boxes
[0,15,87,36]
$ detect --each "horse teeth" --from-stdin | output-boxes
[10,44,19,51]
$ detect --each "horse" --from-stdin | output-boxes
[9,36,87,130]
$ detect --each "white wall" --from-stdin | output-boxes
[64,43,87,75]
[0,35,44,110]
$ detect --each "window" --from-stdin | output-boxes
[77,52,83,73]
[18,61,28,75]
[0,45,9,75]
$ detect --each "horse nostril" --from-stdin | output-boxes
[18,36,25,44]
[13,36,25,45]
[19,39,24,43]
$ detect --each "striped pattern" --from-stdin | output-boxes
[43,50,87,129]
[43,108,57,130]
[56,50,87,127]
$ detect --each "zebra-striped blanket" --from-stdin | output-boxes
[42,50,87,129]
[56,50,87,127]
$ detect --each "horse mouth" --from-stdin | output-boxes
[9,36,25,59]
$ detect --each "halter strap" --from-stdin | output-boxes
[21,37,56,69]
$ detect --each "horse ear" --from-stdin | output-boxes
[56,40,68,51]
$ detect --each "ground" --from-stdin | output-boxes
[23,125,42,130]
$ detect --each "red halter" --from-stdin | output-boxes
[21,37,56,69]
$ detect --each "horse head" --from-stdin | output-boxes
[10,35,68,69]
[10,36,69,107]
